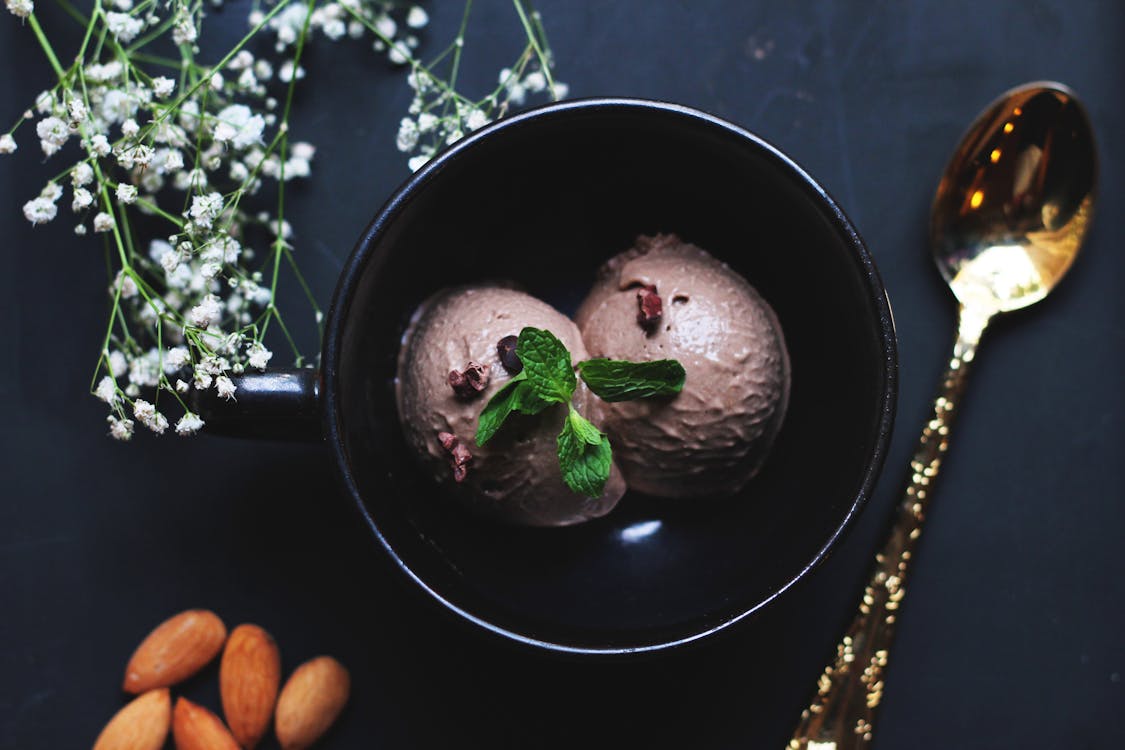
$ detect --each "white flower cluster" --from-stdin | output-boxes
[2,0,567,441]
[396,52,568,172]
[6,0,33,20]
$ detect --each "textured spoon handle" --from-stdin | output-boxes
[786,305,990,750]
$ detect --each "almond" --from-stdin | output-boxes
[220,624,282,749]
[123,609,227,693]
[172,697,240,750]
[92,688,171,750]
[274,656,350,750]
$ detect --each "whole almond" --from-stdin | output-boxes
[92,688,171,750]
[123,609,227,693]
[172,697,240,750]
[274,656,350,750]
[220,624,282,749]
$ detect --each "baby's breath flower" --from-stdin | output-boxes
[175,412,204,435]
[108,415,135,441]
[36,116,69,156]
[106,12,144,43]
[34,91,53,114]
[165,346,191,370]
[147,411,169,434]
[93,212,115,232]
[215,375,237,400]
[396,117,418,152]
[67,98,88,123]
[85,61,123,83]
[107,351,128,378]
[188,294,222,328]
[164,149,184,171]
[40,182,62,202]
[407,154,429,172]
[213,104,264,149]
[465,109,490,132]
[6,0,32,17]
[121,118,140,137]
[23,196,57,225]
[0,134,16,154]
[132,398,155,423]
[388,42,409,65]
[172,13,197,46]
[188,192,223,230]
[406,6,428,29]
[116,183,138,204]
[524,71,547,93]
[95,376,118,404]
[72,187,94,211]
[278,61,305,83]
[152,76,176,98]
[115,270,138,299]
[72,162,94,186]
[88,134,111,157]
[101,89,138,124]
[175,379,190,394]
[132,399,169,434]
[254,59,273,81]
[246,342,272,370]
[375,14,396,38]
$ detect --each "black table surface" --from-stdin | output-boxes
[2,1,1122,748]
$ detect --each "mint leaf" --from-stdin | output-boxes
[557,407,612,497]
[475,372,550,445]
[577,358,686,402]
[517,327,577,404]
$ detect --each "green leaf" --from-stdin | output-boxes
[517,327,577,404]
[474,372,550,445]
[577,358,686,402]
[557,407,613,497]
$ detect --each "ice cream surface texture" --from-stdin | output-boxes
[575,234,791,498]
[395,284,626,526]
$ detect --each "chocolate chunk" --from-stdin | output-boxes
[438,431,472,482]
[636,284,663,332]
[497,335,522,374]
[448,361,490,399]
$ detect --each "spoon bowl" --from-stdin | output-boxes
[931,82,1096,314]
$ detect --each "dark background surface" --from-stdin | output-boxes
[2,1,1123,748]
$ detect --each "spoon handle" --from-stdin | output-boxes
[786,305,991,749]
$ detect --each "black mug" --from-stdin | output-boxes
[194,99,897,656]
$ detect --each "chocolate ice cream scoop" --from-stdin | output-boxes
[575,234,790,497]
[395,284,626,526]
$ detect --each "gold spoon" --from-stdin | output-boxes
[787,81,1097,749]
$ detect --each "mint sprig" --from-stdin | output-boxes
[474,372,550,445]
[577,358,686,402]
[515,326,576,403]
[474,327,685,498]
[557,406,613,497]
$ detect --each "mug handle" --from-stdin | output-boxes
[189,368,322,441]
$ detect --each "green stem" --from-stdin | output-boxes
[512,0,556,89]
[262,0,315,342]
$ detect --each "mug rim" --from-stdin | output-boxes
[321,97,898,656]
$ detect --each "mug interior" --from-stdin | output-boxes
[326,100,895,653]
